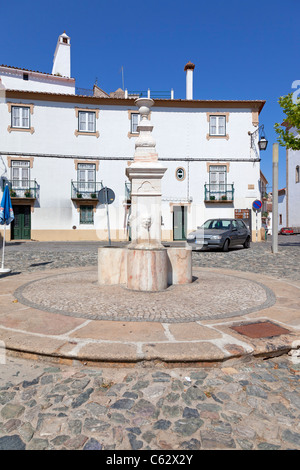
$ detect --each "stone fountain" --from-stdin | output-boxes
[98,98,192,292]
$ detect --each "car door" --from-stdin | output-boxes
[230,220,239,245]
[237,219,248,244]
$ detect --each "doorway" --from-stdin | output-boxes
[11,205,31,240]
[173,206,187,240]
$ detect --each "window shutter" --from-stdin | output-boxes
[12,107,20,127]
[87,112,95,132]
[218,116,226,135]
[22,107,30,128]
[131,113,139,133]
[210,116,217,135]
[79,112,86,131]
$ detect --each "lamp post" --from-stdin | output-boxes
[272,143,279,254]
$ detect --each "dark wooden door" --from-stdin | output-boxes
[11,206,31,240]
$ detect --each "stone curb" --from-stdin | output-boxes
[0,266,299,365]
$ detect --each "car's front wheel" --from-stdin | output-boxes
[243,236,251,249]
[222,239,230,252]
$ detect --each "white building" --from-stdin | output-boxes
[278,188,286,230]
[286,145,300,231]
[0,33,266,243]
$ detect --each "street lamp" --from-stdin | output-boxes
[249,124,268,154]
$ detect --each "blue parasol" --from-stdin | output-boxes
[0,184,14,273]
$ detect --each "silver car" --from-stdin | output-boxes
[187,218,251,252]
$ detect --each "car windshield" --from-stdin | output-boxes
[201,219,232,230]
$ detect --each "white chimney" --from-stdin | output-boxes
[184,61,195,100]
[52,32,71,78]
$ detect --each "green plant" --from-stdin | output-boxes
[274,93,300,150]
[209,195,215,200]
[25,190,31,197]
[91,193,97,199]
[10,190,17,197]
[221,195,227,200]
[77,193,82,198]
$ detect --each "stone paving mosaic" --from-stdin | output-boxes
[14,268,276,323]
[0,355,300,450]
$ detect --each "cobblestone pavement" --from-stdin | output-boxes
[14,269,274,322]
[0,237,299,450]
[1,235,300,280]
[0,354,299,450]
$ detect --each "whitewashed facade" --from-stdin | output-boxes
[286,145,300,230]
[0,33,266,243]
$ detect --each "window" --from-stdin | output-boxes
[77,163,96,194]
[11,106,30,129]
[11,160,30,188]
[80,205,94,224]
[237,220,247,229]
[209,115,226,136]
[279,214,282,225]
[131,113,139,134]
[201,219,231,230]
[209,165,227,191]
[176,167,185,181]
[23,73,29,81]
[296,166,300,183]
[78,111,96,133]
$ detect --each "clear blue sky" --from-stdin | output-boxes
[1,0,299,191]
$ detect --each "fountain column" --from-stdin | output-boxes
[126,98,168,291]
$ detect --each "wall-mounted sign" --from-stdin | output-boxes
[234,209,250,219]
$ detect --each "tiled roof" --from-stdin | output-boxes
[4,89,266,112]
[0,64,74,80]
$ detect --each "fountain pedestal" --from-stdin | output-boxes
[98,97,192,293]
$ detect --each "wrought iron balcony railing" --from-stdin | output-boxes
[71,180,103,199]
[127,90,172,99]
[3,179,38,199]
[204,184,234,202]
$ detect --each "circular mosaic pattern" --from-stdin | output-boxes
[14,268,276,323]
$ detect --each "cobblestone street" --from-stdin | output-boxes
[0,237,299,451]
[1,235,300,281]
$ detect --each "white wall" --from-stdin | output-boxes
[288,148,300,227]
[0,96,262,239]
[278,193,286,229]
[0,68,75,94]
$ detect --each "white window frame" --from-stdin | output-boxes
[131,113,139,134]
[209,115,226,136]
[11,160,30,189]
[209,165,227,192]
[11,106,30,129]
[78,111,96,133]
[77,163,96,193]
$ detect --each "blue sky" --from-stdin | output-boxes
[1,0,299,190]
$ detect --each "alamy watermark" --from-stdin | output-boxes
[0,340,6,364]
[292,80,300,104]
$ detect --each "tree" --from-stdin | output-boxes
[274,93,300,150]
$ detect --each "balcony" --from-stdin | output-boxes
[204,184,234,203]
[71,180,103,201]
[3,179,38,200]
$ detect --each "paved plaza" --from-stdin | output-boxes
[0,236,299,450]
